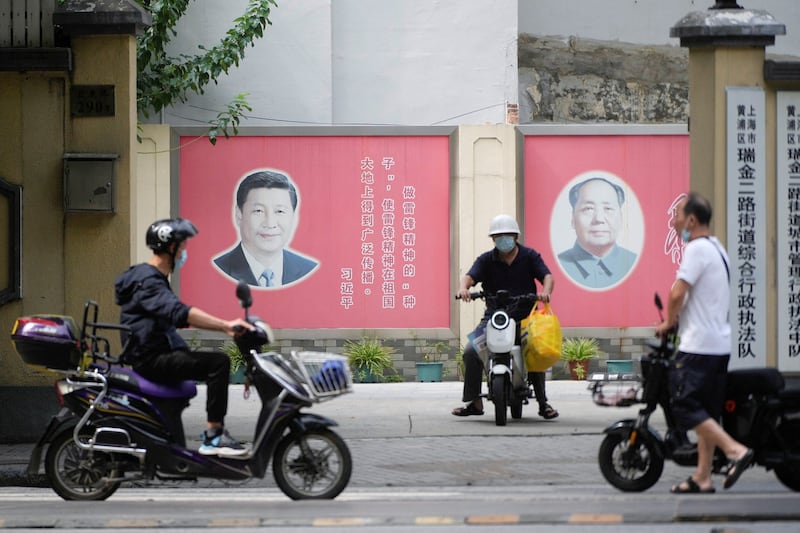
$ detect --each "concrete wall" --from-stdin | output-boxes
[156,1,800,133]
[152,0,518,128]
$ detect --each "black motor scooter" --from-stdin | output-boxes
[592,293,800,492]
[14,281,353,501]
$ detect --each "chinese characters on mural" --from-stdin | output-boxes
[341,156,418,313]
[664,193,687,267]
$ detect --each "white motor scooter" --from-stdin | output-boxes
[461,290,536,426]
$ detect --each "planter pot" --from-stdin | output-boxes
[416,362,444,382]
[230,366,247,384]
[353,366,381,383]
[567,360,590,380]
[607,359,633,373]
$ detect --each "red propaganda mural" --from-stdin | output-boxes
[524,133,689,328]
[179,135,451,329]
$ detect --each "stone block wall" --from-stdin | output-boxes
[518,35,689,124]
[190,332,657,382]
[190,335,463,382]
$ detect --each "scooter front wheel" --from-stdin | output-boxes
[273,428,352,500]
[491,375,508,426]
[45,430,121,501]
[598,431,664,492]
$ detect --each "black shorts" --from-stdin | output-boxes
[669,351,730,431]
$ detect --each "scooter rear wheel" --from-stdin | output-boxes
[598,431,664,492]
[491,375,508,426]
[774,420,800,491]
[273,428,352,500]
[45,429,121,501]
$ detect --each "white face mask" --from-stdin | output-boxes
[495,235,516,254]
[174,249,188,269]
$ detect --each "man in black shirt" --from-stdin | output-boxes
[453,214,558,420]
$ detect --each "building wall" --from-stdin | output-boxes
[0,32,140,440]
[154,0,518,128]
[0,72,67,386]
[518,35,689,124]
[518,1,800,57]
[157,1,799,132]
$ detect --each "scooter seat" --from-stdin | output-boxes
[778,376,800,403]
[727,368,784,397]
[104,365,197,399]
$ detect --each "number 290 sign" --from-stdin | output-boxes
[70,85,115,117]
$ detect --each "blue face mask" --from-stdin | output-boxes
[680,228,691,243]
[495,235,516,254]
[174,249,188,269]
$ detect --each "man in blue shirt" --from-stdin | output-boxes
[558,177,637,289]
[453,214,558,420]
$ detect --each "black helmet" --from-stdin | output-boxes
[146,218,198,253]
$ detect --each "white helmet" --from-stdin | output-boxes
[488,214,520,236]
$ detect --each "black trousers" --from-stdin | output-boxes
[461,340,549,407]
[134,350,231,425]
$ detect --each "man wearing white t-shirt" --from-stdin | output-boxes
[655,192,753,494]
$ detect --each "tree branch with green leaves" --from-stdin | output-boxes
[136,0,277,144]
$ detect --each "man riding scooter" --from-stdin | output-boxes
[114,218,253,456]
[453,214,558,420]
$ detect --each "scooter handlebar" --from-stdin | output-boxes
[455,291,541,301]
[455,291,485,300]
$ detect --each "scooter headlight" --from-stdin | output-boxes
[489,310,511,331]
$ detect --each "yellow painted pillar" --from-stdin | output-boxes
[671,2,785,367]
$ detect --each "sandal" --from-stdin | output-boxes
[452,403,484,417]
[723,448,754,490]
[538,404,559,420]
[670,476,715,494]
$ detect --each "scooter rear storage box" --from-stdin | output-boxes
[11,315,81,370]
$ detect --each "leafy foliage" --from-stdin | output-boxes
[136,0,277,144]
[221,339,269,374]
[344,338,396,382]
[561,337,600,362]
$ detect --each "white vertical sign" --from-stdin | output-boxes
[726,87,766,369]
[777,92,800,372]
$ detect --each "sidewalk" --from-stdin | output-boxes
[0,379,654,487]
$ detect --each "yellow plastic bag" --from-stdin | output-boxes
[520,302,562,372]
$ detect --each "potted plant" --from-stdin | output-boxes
[221,340,247,384]
[416,340,449,382]
[344,337,396,383]
[561,337,600,380]
[221,340,269,384]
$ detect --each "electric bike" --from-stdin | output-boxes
[458,290,537,426]
[13,281,353,501]
[591,293,800,492]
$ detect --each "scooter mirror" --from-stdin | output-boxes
[654,292,663,312]
[236,280,252,309]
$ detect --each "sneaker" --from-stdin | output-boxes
[198,428,249,457]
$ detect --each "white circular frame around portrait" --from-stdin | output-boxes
[549,170,645,292]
